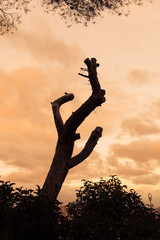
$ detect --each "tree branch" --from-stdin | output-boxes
[51,93,74,137]
[69,127,102,169]
[78,73,89,78]
[64,58,105,135]
[84,58,101,94]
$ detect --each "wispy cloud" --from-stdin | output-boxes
[4,16,83,67]
[121,117,160,137]
[127,69,158,85]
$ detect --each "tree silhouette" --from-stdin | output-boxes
[0,0,29,35]
[43,57,106,201]
[66,176,160,240]
[0,179,64,240]
[0,176,159,239]
[0,0,145,34]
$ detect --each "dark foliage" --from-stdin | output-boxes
[0,0,30,35]
[66,176,160,240]
[0,0,146,34]
[42,0,145,27]
[1,176,159,239]
[0,179,65,240]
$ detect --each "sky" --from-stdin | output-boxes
[0,0,160,207]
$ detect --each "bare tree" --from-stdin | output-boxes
[43,57,106,201]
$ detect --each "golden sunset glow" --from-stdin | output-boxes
[0,1,160,207]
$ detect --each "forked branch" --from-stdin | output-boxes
[43,58,106,201]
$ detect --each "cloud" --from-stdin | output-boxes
[109,138,160,166]
[113,162,151,177]
[68,150,105,181]
[149,97,160,118]
[132,174,160,185]
[121,117,160,137]
[4,15,83,67]
[0,67,56,173]
[127,69,159,85]
[3,167,48,187]
[104,137,160,187]
[104,94,160,188]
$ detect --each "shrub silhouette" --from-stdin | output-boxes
[66,176,160,240]
[0,180,65,240]
[0,176,160,239]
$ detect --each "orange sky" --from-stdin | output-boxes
[0,1,160,207]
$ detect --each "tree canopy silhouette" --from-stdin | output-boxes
[0,0,145,34]
[1,176,159,239]
[66,176,160,240]
[0,179,64,240]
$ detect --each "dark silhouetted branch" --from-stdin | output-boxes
[78,73,89,78]
[65,58,105,134]
[84,58,100,94]
[69,127,102,169]
[51,93,74,137]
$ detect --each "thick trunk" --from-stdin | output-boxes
[43,140,70,201]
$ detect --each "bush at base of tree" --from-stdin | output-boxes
[66,176,160,240]
[0,180,66,240]
[0,176,160,240]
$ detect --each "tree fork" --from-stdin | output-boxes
[43,58,106,201]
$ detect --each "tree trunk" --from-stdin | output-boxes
[43,58,106,201]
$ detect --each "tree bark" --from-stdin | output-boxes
[43,58,106,201]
